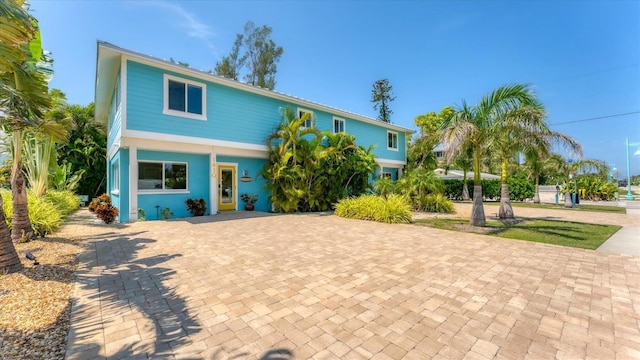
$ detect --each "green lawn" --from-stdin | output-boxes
[414,218,621,250]
[482,201,626,214]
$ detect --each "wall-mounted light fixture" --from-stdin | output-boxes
[240,170,252,182]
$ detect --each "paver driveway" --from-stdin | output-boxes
[63,211,640,359]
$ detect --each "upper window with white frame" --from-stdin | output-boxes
[138,161,188,192]
[387,131,398,151]
[333,117,345,133]
[163,74,206,120]
[298,108,314,128]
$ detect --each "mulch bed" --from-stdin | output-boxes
[0,237,81,360]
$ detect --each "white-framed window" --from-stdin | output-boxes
[333,117,345,133]
[387,131,398,151]
[112,162,120,193]
[298,108,314,128]
[138,161,188,192]
[434,150,445,159]
[163,74,206,120]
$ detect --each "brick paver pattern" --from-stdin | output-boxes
[62,209,640,359]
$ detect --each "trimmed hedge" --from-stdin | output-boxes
[444,178,534,201]
[335,194,412,224]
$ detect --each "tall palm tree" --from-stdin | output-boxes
[0,0,50,271]
[492,106,582,218]
[441,84,541,226]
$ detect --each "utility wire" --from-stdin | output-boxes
[537,63,639,86]
[549,111,640,126]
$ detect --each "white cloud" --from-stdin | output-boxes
[147,1,214,42]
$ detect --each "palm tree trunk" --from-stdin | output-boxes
[462,182,470,201]
[499,183,514,219]
[533,175,540,204]
[471,184,486,226]
[470,150,486,226]
[0,195,22,273]
[11,158,34,244]
[462,169,470,201]
[498,159,514,219]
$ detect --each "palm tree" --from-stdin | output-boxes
[0,0,50,271]
[451,145,474,201]
[492,106,582,218]
[524,135,582,205]
[545,154,605,207]
[22,90,68,197]
[441,84,541,226]
[261,107,321,212]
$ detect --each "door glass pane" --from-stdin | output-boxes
[220,169,233,204]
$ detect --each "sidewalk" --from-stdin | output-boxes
[595,200,640,255]
[597,226,640,256]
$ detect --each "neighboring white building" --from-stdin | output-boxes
[434,168,500,180]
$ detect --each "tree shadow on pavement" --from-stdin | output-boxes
[65,232,201,359]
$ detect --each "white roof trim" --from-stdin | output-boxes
[97,41,415,134]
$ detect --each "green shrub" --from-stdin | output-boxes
[507,177,535,201]
[414,193,455,213]
[335,194,412,224]
[0,189,63,236]
[444,178,532,201]
[28,195,63,235]
[44,190,80,217]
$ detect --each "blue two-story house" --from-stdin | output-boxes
[95,42,413,222]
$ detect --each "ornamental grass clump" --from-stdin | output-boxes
[44,190,80,217]
[414,193,455,213]
[0,189,67,237]
[335,194,412,224]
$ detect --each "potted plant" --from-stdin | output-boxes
[240,193,258,211]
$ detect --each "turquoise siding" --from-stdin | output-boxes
[107,72,121,148]
[216,155,269,212]
[382,167,399,181]
[137,150,210,220]
[108,149,129,222]
[125,60,407,162]
[127,61,286,145]
[346,120,406,161]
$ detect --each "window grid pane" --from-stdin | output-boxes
[138,162,163,190]
[164,163,187,190]
[168,80,186,112]
[187,84,203,115]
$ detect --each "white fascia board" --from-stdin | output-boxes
[99,42,415,135]
[108,141,120,160]
[121,130,268,157]
[376,158,407,167]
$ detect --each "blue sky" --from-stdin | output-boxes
[31,0,640,176]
